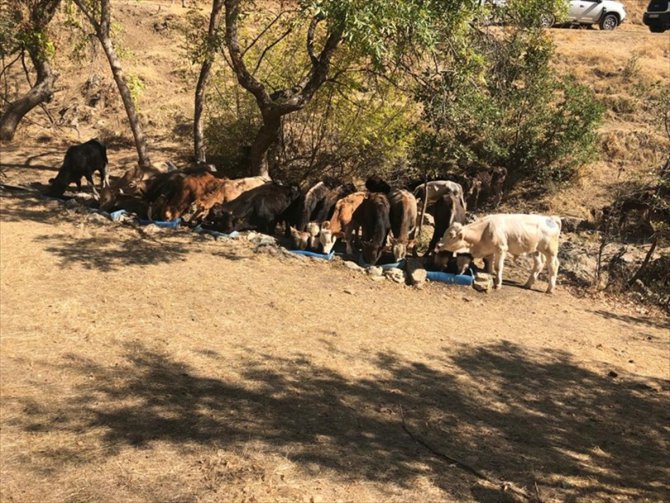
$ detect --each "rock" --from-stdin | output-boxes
[141,224,161,236]
[472,272,494,293]
[87,212,110,225]
[366,266,383,277]
[64,198,81,208]
[369,275,385,282]
[343,261,363,271]
[344,288,355,295]
[384,267,405,283]
[258,235,276,246]
[406,257,427,286]
[608,370,618,378]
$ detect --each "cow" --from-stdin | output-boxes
[413,180,467,213]
[388,189,417,261]
[204,183,301,235]
[430,251,477,275]
[466,167,507,211]
[285,181,357,232]
[436,214,562,293]
[289,222,321,251]
[365,175,392,194]
[47,139,109,198]
[352,192,392,265]
[426,192,467,256]
[155,172,268,221]
[319,192,367,255]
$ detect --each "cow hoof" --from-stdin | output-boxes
[494,283,502,290]
[523,283,533,289]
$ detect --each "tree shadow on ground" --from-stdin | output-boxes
[8,341,669,502]
[592,309,670,330]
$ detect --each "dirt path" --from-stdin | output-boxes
[1,192,668,502]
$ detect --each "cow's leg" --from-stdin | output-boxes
[344,224,355,255]
[546,254,559,294]
[524,252,543,289]
[85,174,100,198]
[101,165,110,189]
[493,248,506,289]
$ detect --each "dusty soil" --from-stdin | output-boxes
[1,190,669,503]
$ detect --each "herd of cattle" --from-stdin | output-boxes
[45,139,562,293]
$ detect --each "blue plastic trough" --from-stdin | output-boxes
[426,270,475,286]
[289,249,336,260]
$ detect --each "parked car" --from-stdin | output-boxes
[643,0,670,32]
[481,0,627,30]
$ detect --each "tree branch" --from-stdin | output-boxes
[252,27,293,77]
[224,0,271,109]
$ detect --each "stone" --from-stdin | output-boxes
[472,272,494,293]
[343,261,363,271]
[384,267,405,283]
[87,212,110,224]
[366,266,383,277]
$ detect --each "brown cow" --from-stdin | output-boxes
[389,189,417,261]
[161,173,268,221]
[319,192,366,254]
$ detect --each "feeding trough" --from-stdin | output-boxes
[426,269,475,286]
[289,249,336,260]
[139,216,181,229]
[192,225,240,239]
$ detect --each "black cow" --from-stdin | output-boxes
[426,192,467,256]
[365,175,391,194]
[48,139,109,198]
[204,183,300,235]
[285,181,357,232]
[352,192,392,265]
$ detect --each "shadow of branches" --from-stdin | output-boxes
[9,341,669,501]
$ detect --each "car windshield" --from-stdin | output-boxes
[648,0,669,11]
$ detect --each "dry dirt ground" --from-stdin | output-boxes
[1,189,669,503]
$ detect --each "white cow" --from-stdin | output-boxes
[414,180,467,212]
[436,214,562,293]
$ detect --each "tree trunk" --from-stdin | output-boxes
[193,0,224,163]
[0,56,55,141]
[98,35,152,173]
[74,0,152,177]
[0,0,61,142]
[248,112,281,177]
[193,60,213,163]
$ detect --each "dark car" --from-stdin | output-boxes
[643,0,670,32]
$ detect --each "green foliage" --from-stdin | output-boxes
[126,73,145,105]
[413,13,604,186]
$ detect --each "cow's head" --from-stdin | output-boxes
[436,222,467,253]
[319,221,336,254]
[290,226,310,250]
[362,240,383,265]
[46,172,69,197]
[390,237,406,261]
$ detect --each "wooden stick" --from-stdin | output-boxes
[399,405,535,501]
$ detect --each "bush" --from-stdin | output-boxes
[413,27,604,187]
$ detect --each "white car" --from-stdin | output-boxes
[483,0,627,30]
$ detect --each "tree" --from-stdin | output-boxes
[220,0,465,177]
[73,0,152,175]
[193,0,224,163]
[0,0,60,142]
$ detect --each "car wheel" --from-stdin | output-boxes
[599,13,619,30]
[539,13,555,28]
